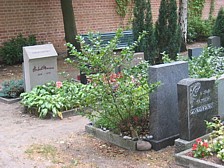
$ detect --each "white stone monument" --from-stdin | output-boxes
[23,44,58,92]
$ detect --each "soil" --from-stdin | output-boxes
[0,42,207,168]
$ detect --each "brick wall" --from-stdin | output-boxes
[0,0,224,54]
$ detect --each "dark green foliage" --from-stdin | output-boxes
[0,34,37,65]
[132,0,145,52]
[143,0,158,64]
[133,0,157,64]
[155,0,181,63]
[213,7,224,47]
[188,17,213,43]
[0,79,24,98]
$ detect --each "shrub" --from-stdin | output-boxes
[20,81,87,119]
[66,29,160,136]
[0,79,24,98]
[0,34,37,65]
[188,17,213,43]
[155,0,181,63]
[213,7,224,47]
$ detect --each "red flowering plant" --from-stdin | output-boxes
[66,29,160,137]
[192,138,212,158]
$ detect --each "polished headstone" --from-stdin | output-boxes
[149,61,188,150]
[178,78,217,141]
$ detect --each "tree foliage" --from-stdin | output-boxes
[213,7,224,47]
[155,0,181,63]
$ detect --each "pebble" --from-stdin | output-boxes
[123,136,132,140]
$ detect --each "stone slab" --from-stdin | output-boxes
[149,61,189,150]
[178,78,218,141]
[217,75,224,119]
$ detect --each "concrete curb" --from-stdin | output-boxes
[85,124,137,151]
[175,148,223,168]
[0,97,21,104]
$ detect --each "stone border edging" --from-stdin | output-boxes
[85,124,137,150]
[175,148,223,168]
[0,97,21,104]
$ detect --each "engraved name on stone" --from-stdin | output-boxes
[190,82,214,115]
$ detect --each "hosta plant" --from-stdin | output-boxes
[66,28,160,137]
[20,80,88,119]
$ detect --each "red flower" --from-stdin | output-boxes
[56,81,63,88]
[196,138,202,143]
[192,144,198,150]
[203,142,209,148]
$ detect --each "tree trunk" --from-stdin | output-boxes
[179,0,187,51]
[60,0,80,52]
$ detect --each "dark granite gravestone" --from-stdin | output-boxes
[188,48,203,59]
[208,36,221,48]
[178,78,218,141]
[148,61,188,150]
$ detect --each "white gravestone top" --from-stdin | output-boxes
[23,44,58,92]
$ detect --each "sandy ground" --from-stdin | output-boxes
[0,102,184,168]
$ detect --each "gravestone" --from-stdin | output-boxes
[188,48,203,59]
[178,78,217,141]
[23,44,58,92]
[208,36,221,48]
[217,75,224,119]
[149,61,188,150]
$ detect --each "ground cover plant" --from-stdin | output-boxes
[163,46,224,78]
[66,28,160,137]
[0,79,24,98]
[20,80,88,119]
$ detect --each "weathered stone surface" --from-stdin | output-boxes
[149,61,189,150]
[188,48,203,59]
[178,78,218,141]
[85,124,137,150]
[208,36,221,48]
[136,140,152,151]
[217,75,224,119]
[23,44,58,92]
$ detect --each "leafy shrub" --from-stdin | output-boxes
[189,47,224,78]
[66,29,160,136]
[187,17,213,43]
[213,7,224,47]
[0,34,37,65]
[20,81,88,119]
[0,79,24,98]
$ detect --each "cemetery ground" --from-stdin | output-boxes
[0,42,207,167]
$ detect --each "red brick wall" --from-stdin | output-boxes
[0,0,224,54]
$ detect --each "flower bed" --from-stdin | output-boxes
[176,117,224,167]
[20,80,87,119]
